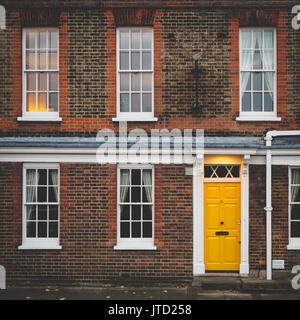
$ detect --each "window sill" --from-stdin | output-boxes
[287,244,300,250]
[236,116,281,122]
[17,116,62,122]
[112,117,158,122]
[114,244,157,250]
[18,244,62,250]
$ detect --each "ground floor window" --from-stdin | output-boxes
[115,165,156,250]
[19,163,61,250]
[289,168,300,249]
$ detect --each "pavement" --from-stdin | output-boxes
[0,276,300,300]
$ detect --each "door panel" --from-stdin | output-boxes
[204,183,241,271]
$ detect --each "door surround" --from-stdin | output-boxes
[193,154,250,277]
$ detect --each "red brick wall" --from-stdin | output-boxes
[249,165,300,272]
[1,6,299,137]
[0,163,193,284]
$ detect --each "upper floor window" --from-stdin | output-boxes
[115,28,156,122]
[19,28,61,121]
[238,28,279,121]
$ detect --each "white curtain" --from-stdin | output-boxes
[291,170,300,206]
[26,170,36,220]
[241,32,252,96]
[142,170,152,203]
[263,31,274,100]
[120,170,130,202]
[50,170,59,202]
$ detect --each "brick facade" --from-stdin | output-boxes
[0,163,193,283]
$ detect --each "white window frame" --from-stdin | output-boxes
[287,167,300,250]
[113,27,157,122]
[114,164,156,250]
[18,163,61,250]
[237,27,281,122]
[18,28,62,122]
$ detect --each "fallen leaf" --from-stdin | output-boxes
[124,290,128,293]
[106,296,111,299]
[54,288,59,292]
[25,297,31,300]
[132,291,136,295]
[45,289,50,292]
[143,291,147,295]
[148,296,153,299]
[163,290,168,293]
[59,297,66,301]
[120,285,124,289]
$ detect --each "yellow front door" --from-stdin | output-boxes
[204,182,241,271]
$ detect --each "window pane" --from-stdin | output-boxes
[120,169,130,185]
[253,93,262,111]
[27,222,36,237]
[132,205,141,220]
[132,222,141,238]
[241,31,251,49]
[143,205,152,220]
[49,205,58,220]
[291,204,300,220]
[38,222,47,237]
[49,93,58,112]
[253,31,262,49]
[38,205,47,220]
[131,187,141,202]
[26,51,36,69]
[38,31,47,49]
[27,73,36,91]
[49,186,58,202]
[241,72,251,91]
[241,51,252,70]
[120,93,129,112]
[49,52,58,69]
[120,187,129,202]
[26,169,36,185]
[131,52,140,70]
[131,93,141,112]
[142,187,152,202]
[49,222,58,237]
[38,72,47,91]
[131,73,140,91]
[49,31,58,49]
[26,205,36,220]
[142,93,152,112]
[263,50,274,70]
[241,92,251,111]
[264,30,274,49]
[120,52,129,70]
[38,169,47,185]
[264,72,274,91]
[253,51,262,70]
[291,221,300,238]
[120,222,130,238]
[120,30,129,49]
[264,92,273,112]
[26,31,36,49]
[142,30,152,49]
[292,185,300,202]
[143,222,152,238]
[120,205,130,220]
[231,166,240,178]
[131,169,141,185]
[37,187,47,202]
[26,186,36,202]
[37,93,47,112]
[38,52,47,69]
[48,169,58,185]
[253,72,262,91]
[142,73,152,91]
[49,73,58,91]
[131,30,140,49]
[142,52,152,70]
[27,92,36,112]
[120,73,129,91]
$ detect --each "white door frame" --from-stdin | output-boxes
[193,154,250,276]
